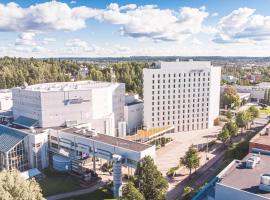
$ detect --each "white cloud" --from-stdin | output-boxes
[0,1,100,32]
[214,7,270,43]
[42,37,56,45]
[96,4,209,42]
[212,12,219,17]
[15,32,36,46]
[0,2,209,42]
[70,1,76,4]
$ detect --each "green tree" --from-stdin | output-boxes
[134,156,168,200]
[226,110,233,120]
[121,182,144,200]
[180,146,200,175]
[236,111,251,131]
[248,106,259,121]
[223,121,239,138]
[0,170,43,200]
[218,128,230,145]
[221,87,241,109]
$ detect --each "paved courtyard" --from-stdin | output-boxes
[156,126,222,175]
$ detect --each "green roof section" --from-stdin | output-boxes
[13,116,39,129]
[0,125,27,153]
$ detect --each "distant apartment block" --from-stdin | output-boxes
[12,81,125,137]
[143,60,221,132]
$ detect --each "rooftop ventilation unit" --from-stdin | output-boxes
[246,154,260,169]
[260,174,270,192]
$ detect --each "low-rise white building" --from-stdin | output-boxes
[12,81,125,137]
[143,60,221,132]
[124,94,143,134]
[0,89,12,111]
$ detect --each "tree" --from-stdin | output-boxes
[236,111,251,131]
[223,121,239,138]
[121,182,144,200]
[221,87,241,109]
[0,170,43,200]
[134,156,168,200]
[248,106,259,121]
[226,110,233,120]
[218,128,230,145]
[180,146,200,175]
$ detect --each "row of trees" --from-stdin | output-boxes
[218,106,259,145]
[121,156,168,200]
[0,57,148,95]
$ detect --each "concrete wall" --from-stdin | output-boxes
[0,90,12,111]
[27,131,49,170]
[208,66,221,128]
[215,183,269,200]
[124,102,143,133]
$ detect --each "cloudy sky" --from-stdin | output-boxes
[1,0,270,57]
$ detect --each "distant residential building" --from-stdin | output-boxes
[0,89,12,111]
[124,94,143,134]
[222,82,270,103]
[79,66,89,78]
[143,60,221,132]
[12,81,125,137]
[222,75,239,84]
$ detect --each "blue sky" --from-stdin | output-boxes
[1,0,270,57]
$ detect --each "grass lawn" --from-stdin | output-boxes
[259,109,270,114]
[39,169,82,197]
[61,187,114,200]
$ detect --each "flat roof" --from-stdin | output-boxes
[13,80,124,92]
[250,123,270,147]
[57,127,152,152]
[219,153,270,198]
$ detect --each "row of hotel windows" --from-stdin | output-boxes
[152,94,210,100]
[152,101,210,107]
[152,78,210,84]
[152,116,208,123]
[152,83,210,89]
[151,122,209,131]
[152,88,210,94]
[152,97,209,104]
[152,111,209,117]
[152,72,210,78]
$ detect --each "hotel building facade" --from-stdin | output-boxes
[143,60,221,132]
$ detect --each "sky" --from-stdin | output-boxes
[1,0,270,57]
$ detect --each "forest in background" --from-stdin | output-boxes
[0,57,148,95]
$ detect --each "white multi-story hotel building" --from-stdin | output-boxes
[143,60,221,132]
[12,81,125,137]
